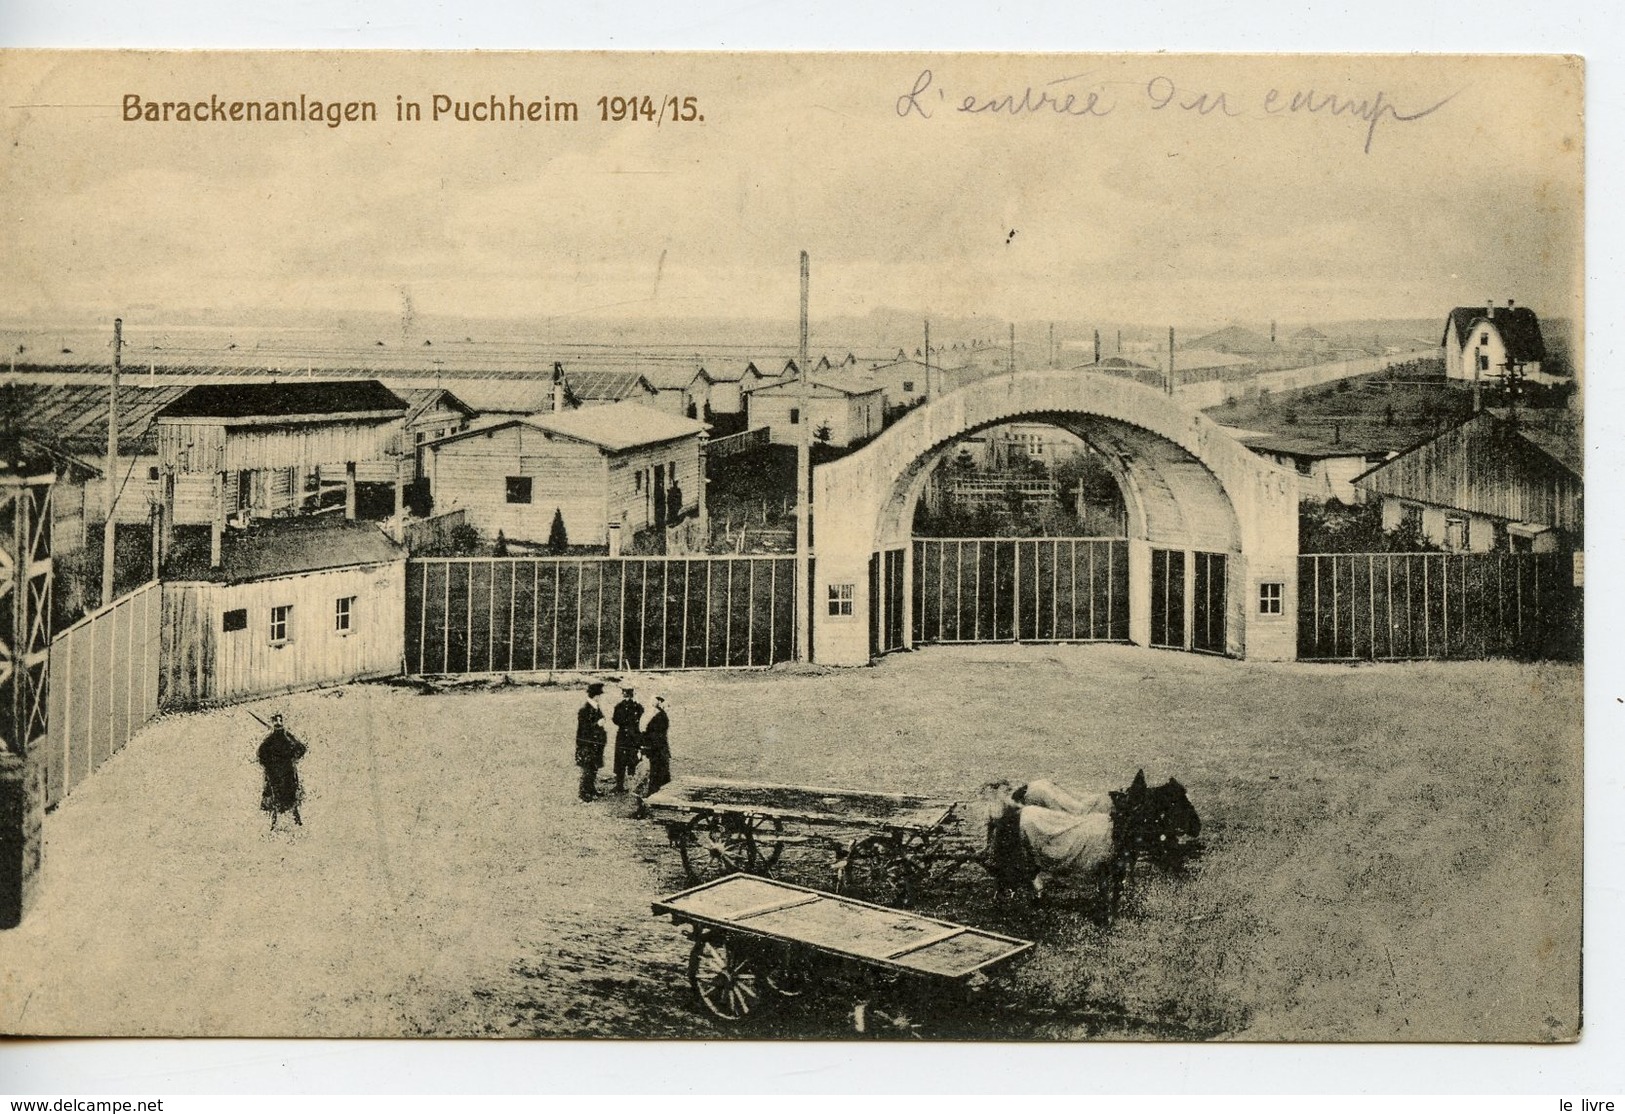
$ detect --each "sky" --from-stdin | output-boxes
[0,52,1585,333]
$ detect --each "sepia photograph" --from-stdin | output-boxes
[0,48,1588,1053]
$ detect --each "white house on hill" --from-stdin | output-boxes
[1442,302,1551,385]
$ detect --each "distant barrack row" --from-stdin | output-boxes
[122,94,378,127]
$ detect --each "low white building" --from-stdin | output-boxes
[744,376,883,447]
[423,400,707,548]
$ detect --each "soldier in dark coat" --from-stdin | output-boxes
[575,682,608,801]
[257,713,307,830]
[641,695,672,798]
[610,684,644,793]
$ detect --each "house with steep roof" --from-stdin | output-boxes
[1441,302,1551,385]
[1352,410,1581,553]
[422,400,708,548]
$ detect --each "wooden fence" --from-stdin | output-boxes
[403,507,468,552]
[912,538,1130,645]
[406,555,797,674]
[706,427,770,458]
[1297,552,1580,662]
[41,580,162,809]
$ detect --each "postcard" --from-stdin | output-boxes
[0,50,1583,1043]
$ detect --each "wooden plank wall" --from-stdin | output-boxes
[41,580,162,809]
[1358,420,1581,531]
[429,426,608,545]
[158,419,398,474]
[161,561,407,708]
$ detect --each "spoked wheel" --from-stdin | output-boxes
[676,813,783,882]
[838,834,914,907]
[763,950,812,998]
[687,934,763,1021]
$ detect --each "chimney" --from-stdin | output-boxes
[1270,320,1277,345]
[1506,299,1516,312]
[1093,329,1101,364]
[1485,299,1494,317]
[552,361,566,413]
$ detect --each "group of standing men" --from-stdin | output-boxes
[574,682,672,803]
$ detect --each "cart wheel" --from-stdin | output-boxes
[688,935,762,1021]
[676,813,747,881]
[839,834,914,906]
[677,813,783,881]
[763,951,812,998]
[746,813,786,870]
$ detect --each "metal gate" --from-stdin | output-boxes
[870,547,906,656]
[1149,548,1185,649]
[1192,551,1228,655]
[911,538,1128,645]
[1297,552,1580,661]
[407,555,796,674]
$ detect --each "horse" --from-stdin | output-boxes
[1109,770,1203,868]
[974,771,1203,918]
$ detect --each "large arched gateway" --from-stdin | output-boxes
[811,369,1301,665]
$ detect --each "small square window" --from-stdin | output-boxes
[827,582,855,617]
[335,596,355,633]
[147,466,160,481]
[635,470,643,492]
[269,604,292,644]
[1480,332,1489,345]
[1258,583,1283,616]
[222,608,248,633]
[902,380,915,392]
[506,476,532,504]
[789,408,801,425]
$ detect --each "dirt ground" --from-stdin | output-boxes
[0,644,1583,1042]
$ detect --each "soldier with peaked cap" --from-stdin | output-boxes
[610,683,644,793]
[640,694,672,798]
[258,712,307,831]
[575,682,608,802]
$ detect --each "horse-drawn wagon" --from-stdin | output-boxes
[642,776,980,905]
[651,873,1034,1034]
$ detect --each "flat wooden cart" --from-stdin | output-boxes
[652,873,1034,1034]
[643,776,981,905]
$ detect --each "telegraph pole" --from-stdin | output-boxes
[1167,326,1176,396]
[1008,323,1016,373]
[102,318,122,606]
[795,252,811,663]
[923,319,931,400]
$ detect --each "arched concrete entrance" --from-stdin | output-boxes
[811,370,1301,665]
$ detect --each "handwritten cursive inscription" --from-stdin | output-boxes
[895,67,1461,154]
[1264,85,1461,154]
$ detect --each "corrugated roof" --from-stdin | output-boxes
[561,370,657,402]
[746,376,883,398]
[639,366,707,391]
[158,380,407,420]
[393,387,475,425]
[163,517,404,583]
[2,381,191,455]
[528,399,707,451]
[1242,434,1385,461]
